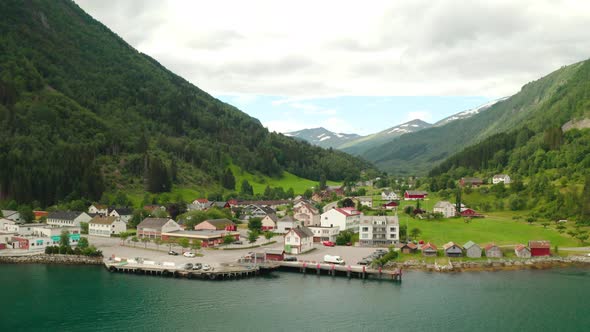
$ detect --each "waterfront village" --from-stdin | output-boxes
[1,175,588,274]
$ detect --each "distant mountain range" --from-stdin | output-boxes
[285,98,507,155]
[284,127,360,149]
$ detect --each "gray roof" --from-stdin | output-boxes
[137,218,172,229]
[47,211,83,221]
[264,214,279,222]
[90,216,119,225]
[1,210,17,217]
[463,241,478,249]
[111,208,133,216]
[279,215,296,222]
[202,218,235,229]
[290,226,314,238]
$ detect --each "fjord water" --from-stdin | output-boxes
[1,265,589,331]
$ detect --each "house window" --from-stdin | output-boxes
[390,227,396,232]
[362,227,369,232]
[287,237,290,242]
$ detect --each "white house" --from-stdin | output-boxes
[284,226,314,254]
[320,207,361,232]
[307,226,339,243]
[0,218,16,231]
[261,214,278,231]
[358,215,399,247]
[46,211,92,227]
[293,202,320,227]
[191,199,210,211]
[276,215,301,234]
[5,223,47,236]
[88,204,109,215]
[109,208,133,224]
[355,196,373,208]
[433,201,456,218]
[381,190,399,201]
[492,174,511,184]
[88,216,127,237]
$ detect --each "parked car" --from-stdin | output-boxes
[357,259,371,265]
[202,264,212,271]
[284,256,298,262]
[183,263,193,270]
[233,241,243,245]
[192,263,202,270]
[322,241,336,247]
[168,251,179,256]
[183,252,195,258]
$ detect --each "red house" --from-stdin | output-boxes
[404,191,428,200]
[382,201,399,210]
[265,249,285,261]
[529,240,551,257]
[460,209,483,218]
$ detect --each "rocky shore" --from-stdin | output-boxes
[0,254,103,265]
[384,255,590,272]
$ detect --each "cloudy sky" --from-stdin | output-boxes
[76,0,590,134]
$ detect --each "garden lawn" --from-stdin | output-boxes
[401,213,579,247]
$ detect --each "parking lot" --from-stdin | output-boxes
[89,235,387,268]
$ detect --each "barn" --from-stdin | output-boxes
[463,241,482,258]
[460,209,483,218]
[404,191,428,200]
[443,242,463,257]
[400,242,418,254]
[421,243,437,257]
[529,240,551,257]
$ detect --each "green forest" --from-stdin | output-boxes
[426,60,590,224]
[0,0,373,207]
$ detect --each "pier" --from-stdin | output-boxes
[104,258,401,282]
[258,261,402,281]
[104,260,260,280]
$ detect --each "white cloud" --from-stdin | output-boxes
[76,0,590,98]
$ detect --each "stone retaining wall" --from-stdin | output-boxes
[384,256,590,272]
[0,254,103,265]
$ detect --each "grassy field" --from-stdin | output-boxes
[123,166,340,207]
[230,165,339,195]
[401,213,581,247]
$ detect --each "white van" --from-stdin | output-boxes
[324,255,345,265]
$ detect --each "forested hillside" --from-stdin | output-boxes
[0,0,373,206]
[427,59,590,223]
[357,61,585,175]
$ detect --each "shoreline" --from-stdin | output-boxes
[384,255,590,272]
[0,254,103,265]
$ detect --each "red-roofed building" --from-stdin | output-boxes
[382,201,399,210]
[404,191,428,200]
[421,243,438,256]
[34,211,48,220]
[460,208,483,218]
[529,240,550,257]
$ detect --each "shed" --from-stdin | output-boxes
[443,242,463,257]
[529,240,550,257]
[265,249,285,261]
[400,242,418,254]
[484,243,503,258]
[421,243,438,257]
[463,241,482,258]
[514,244,531,258]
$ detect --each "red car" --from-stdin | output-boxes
[322,241,335,247]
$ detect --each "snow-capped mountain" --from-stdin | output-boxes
[284,127,361,148]
[339,119,432,154]
[434,97,510,127]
